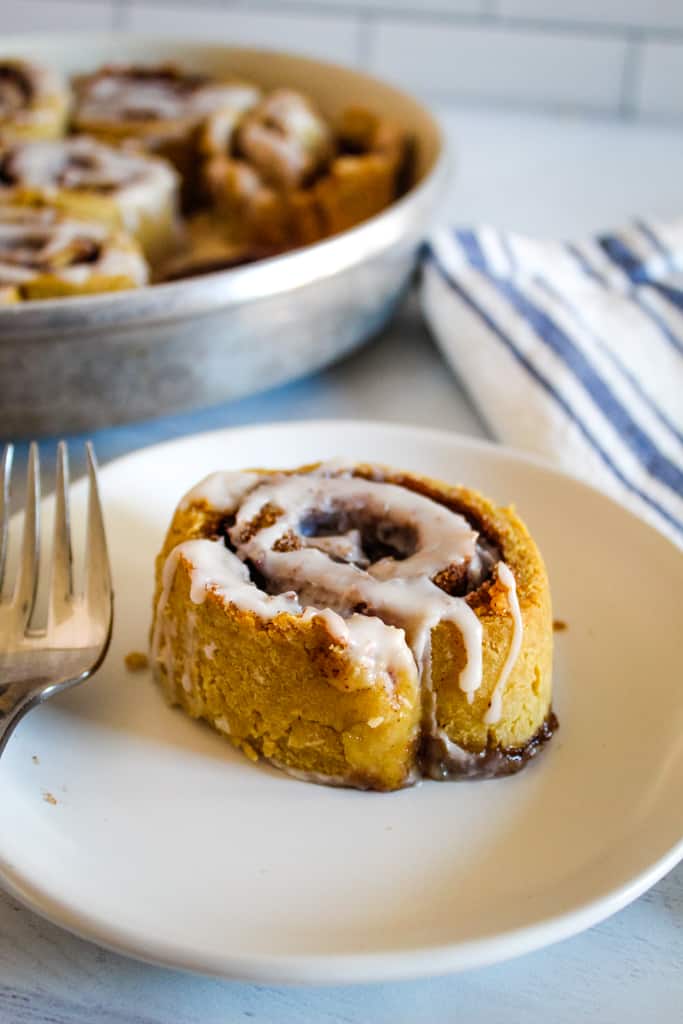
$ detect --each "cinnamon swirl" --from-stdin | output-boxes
[0,59,70,144]
[203,93,410,248]
[152,462,555,791]
[0,136,180,263]
[0,204,147,299]
[72,64,260,200]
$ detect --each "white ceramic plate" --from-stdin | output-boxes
[1,421,682,985]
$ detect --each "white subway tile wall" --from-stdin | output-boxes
[127,4,360,66]
[3,0,115,32]
[637,40,683,117]
[371,22,627,110]
[498,0,683,31]
[3,0,683,118]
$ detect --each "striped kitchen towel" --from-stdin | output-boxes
[422,221,683,546]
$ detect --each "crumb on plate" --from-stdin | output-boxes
[43,791,57,805]
[553,619,568,632]
[125,651,150,672]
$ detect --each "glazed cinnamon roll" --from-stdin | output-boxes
[316,106,411,235]
[203,95,410,249]
[0,59,70,144]
[152,462,555,791]
[72,64,260,200]
[235,89,334,190]
[0,204,147,300]
[202,88,333,247]
[0,136,180,263]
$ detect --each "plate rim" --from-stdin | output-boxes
[2,841,682,985]
[84,417,683,553]
[1,419,682,985]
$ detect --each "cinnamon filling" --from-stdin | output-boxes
[423,712,558,781]
[0,138,144,192]
[0,231,100,269]
[0,208,109,279]
[0,64,33,118]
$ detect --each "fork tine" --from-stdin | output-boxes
[0,443,13,594]
[83,443,112,624]
[48,441,73,628]
[12,442,40,627]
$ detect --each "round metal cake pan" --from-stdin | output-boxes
[0,35,450,437]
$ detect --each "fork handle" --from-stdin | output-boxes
[0,682,42,757]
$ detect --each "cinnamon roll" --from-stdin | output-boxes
[0,136,180,263]
[152,462,555,791]
[72,64,260,201]
[0,204,147,300]
[203,95,410,249]
[316,106,411,236]
[156,212,278,282]
[0,59,70,144]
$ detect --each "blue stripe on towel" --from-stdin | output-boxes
[566,242,683,358]
[565,242,607,285]
[534,276,683,449]
[598,234,650,283]
[456,229,488,271]
[454,230,683,498]
[634,220,670,262]
[498,232,518,275]
[655,282,683,314]
[600,233,683,343]
[426,250,683,537]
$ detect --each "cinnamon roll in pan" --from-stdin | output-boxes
[0,136,180,263]
[0,283,19,304]
[0,204,147,299]
[0,59,70,144]
[152,463,555,791]
[203,94,410,249]
[72,64,261,200]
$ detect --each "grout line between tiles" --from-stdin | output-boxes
[83,0,683,42]
[112,0,130,31]
[356,11,376,71]
[618,30,645,119]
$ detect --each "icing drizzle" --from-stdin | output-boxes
[153,465,524,761]
[0,205,147,287]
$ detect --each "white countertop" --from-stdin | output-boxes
[2,105,682,1023]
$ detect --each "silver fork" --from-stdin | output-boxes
[0,442,113,757]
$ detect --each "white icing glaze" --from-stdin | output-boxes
[0,59,66,124]
[179,470,263,511]
[155,537,415,695]
[0,205,147,288]
[232,472,484,700]
[152,464,525,764]
[269,760,351,788]
[271,759,422,789]
[77,71,260,125]
[237,89,332,189]
[0,136,179,244]
[483,562,524,725]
